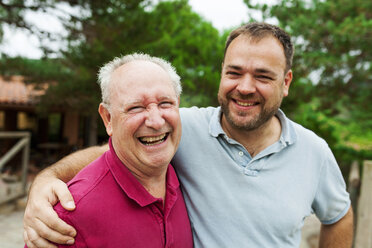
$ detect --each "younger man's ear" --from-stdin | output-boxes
[283,70,293,97]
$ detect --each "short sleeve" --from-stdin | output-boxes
[311,146,351,224]
[54,204,88,247]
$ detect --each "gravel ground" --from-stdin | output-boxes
[0,208,25,248]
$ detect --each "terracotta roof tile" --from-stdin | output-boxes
[0,76,47,107]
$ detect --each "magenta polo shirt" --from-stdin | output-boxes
[53,139,193,248]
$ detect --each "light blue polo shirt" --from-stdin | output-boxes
[172,106,350,248]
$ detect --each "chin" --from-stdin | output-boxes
[148,155,173,167]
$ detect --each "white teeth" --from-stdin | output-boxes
[236,101,255,107]
[140,133,167,145]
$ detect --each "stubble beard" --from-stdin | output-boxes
[218,94,282,132]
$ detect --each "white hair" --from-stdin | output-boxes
[97,53,182,110]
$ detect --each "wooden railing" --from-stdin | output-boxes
[0,131,30,204]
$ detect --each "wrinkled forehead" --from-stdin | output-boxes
[110,61,177,103]
[114,60,168,81]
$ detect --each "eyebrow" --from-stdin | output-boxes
[158,95,176,101]
[125,98,142,105]
[254,68,277,77]
[225,65,243,71]
[123,95,176,107]
[122,100,142,110]
[225,65,277,77]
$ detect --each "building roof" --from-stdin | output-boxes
[0,76,47,108]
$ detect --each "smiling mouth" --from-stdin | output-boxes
[139,133,169,146]
[235,100,258,107]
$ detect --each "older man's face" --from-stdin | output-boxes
[99,60,181,174]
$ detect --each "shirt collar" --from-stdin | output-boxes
[209,107,297,145]
[105,138,179,207]
[209,106,225,137]
[276,109,297,145]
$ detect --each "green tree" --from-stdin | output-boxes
[143,0,224,107]
[1,0,224,144]
[41,0,223,111]
[0,0,42,40]
[0,0,73,56]
[15,0,222,144]
[245,0,372,158]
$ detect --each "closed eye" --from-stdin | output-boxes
[127,106,144,113]
[256,75,273,80]
[226,71,241,76]
[159,102,174,108]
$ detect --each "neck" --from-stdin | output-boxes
[113,145,168,199]
[130,168,167,199]
[221,115,282,157]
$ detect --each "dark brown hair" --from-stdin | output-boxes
[224,22,294,72]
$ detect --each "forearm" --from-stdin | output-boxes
[23,143,109,247]
[37,144,109,182]
[319,206,354,248]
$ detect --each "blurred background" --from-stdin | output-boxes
[0,0,371,247]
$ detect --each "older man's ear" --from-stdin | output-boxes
[99,103,113,136]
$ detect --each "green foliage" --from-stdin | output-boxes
[291,99,339,148]
[0,0,63,53]
[290,98,372,179]
[1,0,224,112]
[0,0,31,37]
[41,0,224,113]
[245,0,372,170]
[3,0,370,164]
[143,0,224,107]
[0,56,69,80]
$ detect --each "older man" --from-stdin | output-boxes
[25,53,193,247]
[24,23,353,248]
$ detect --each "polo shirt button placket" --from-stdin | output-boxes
[238,151,248,168]
[150,205,166,245]
[159,218,166,246]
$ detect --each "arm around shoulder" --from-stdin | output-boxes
[23,144,108,247]
[45,143,109,182]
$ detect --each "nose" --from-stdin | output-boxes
[236,75,256,95]
[145,106,165,130]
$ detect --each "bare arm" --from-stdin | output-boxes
[318,206,354,248]
[43,144,108,182]
[24,144,108,248]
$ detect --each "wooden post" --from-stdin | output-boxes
[348,160,360,248]
[62,112,79,146]
[348,161,360,216]
[354,160,372,248]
